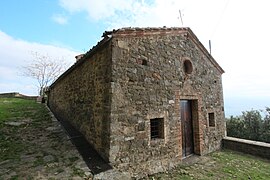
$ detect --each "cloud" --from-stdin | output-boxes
[58,0,182,27]
[0,30,80,95]
[52,14,68,25]
[59,0,133,21]
[56,0,270,116]
[58,0,228,30]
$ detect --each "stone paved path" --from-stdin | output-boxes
[0,105,93,179]
[49,108,131,180]
[57,114,113,175]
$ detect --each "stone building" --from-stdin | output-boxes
[47,27,226,177]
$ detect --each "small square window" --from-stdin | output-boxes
[208,113,215,127]
[142,59,148,66]
[150,118,164,139]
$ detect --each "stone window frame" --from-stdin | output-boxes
[207,112,216,128]
[146,111,169,146]
[207,108,217,129]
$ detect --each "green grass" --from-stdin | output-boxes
[72,167,85,177]
[33,156,45,166]
[0,98,40,121]
[0,98,50,161]
[0,97,91,179]
[151,150,270,179]
[69,156,79,163]
[212,150,270,179]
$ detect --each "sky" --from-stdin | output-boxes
[0,0,269,117]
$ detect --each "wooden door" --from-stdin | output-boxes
[181,100,194,157]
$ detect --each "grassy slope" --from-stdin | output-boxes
[0,98,50,161]
[0,98,89,179]
[151,150,270,180]
[0,97,44,121]
[211,150,270,179]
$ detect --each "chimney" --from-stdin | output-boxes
[75,54,84,62]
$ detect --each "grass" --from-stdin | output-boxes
[0,97,91,179]
[0,98,41,121]
[211,150,270,179]
[0,98,50,161]
[150,150,270,179]
[72,167,85,177]
[1,97,269,179]
[69,156,79,163]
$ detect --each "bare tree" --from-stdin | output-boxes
[22,52,67,96]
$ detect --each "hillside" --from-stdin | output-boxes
[0,98,91,179]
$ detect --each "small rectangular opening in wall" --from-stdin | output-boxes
[136,59,148,66]
[208,112,215,127]
[150,118,164,139]
[142,59,147,66]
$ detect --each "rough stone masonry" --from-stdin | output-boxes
[47,27,226,178]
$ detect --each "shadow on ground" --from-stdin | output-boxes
[59,119,112,175]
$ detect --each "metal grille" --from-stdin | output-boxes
[150,118,164,139]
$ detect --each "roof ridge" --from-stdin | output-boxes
[103,27,190,36]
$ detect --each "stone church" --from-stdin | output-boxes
[47,27,226,177]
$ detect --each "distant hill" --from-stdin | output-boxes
[0,92,37,100]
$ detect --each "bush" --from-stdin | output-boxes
[226,107,270,143]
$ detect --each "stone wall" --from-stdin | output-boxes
[48,39,112,161]
[109,29,226,177]
[47,27,226,178]
[223,136,270,159]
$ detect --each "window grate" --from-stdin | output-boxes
[150,118,164,139]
